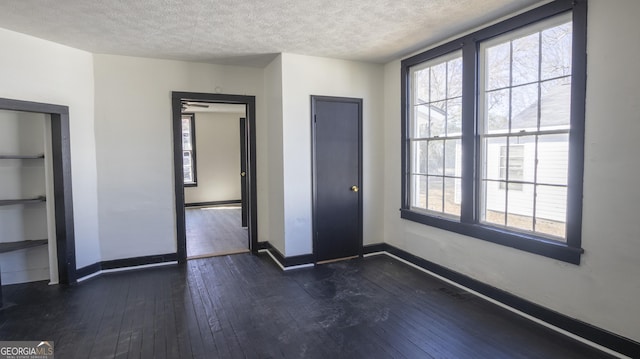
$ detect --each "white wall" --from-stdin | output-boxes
[280,53,385,256]
[0,28,101,270]
[263,56,284,253]
[383,0,640,342]
[184,112,243,204]
[93,55,266,260]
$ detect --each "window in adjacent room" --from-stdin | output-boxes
[182,113,197,186]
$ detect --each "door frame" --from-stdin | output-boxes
[310,95,363,263]
[239,117,248,227]
[172,92,258,263]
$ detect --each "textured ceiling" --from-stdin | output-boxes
[0,0,543,67]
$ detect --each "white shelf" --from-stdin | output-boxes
[0,154,44,159]
[0,196,46,206]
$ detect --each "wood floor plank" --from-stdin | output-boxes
[0,253,616,359]
[186,206,248,258]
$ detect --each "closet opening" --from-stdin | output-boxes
[0,98,77,307]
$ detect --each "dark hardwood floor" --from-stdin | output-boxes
[186,205,248,258]
[0,253,612,358]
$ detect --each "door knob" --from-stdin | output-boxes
[241,171,246,177]
[351,185,359,192]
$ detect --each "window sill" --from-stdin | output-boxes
[400,208,583,264]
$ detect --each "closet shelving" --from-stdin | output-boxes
[0,152,49,279]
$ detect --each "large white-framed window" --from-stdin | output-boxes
[400,0,587,264]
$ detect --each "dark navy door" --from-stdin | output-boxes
[312,96,362,262]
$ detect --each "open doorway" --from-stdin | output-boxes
[172,92,257,263]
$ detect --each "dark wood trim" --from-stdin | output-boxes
[0,98,76,285]
[0,98,68,115]
[246,102,258,253]
[259,241,314,268]
[362,243,388,254]
[172,92,258,262]
[76,253,178,280]
[566,0,588,253]
[366,242,639,358]
[101,253,178,270]
[269,247,314,268]
[267,246,286,266]
[400,209,582,264]
[282,253,315,267]
[51,112,77,284]
[172,95,187,262]
[399,0,585,264]
[184,200,241,208]
[75,262,102,279]
[461,33,477,224]
[239,117,248,228]
[310,95,364,263]
[256,241,271,251]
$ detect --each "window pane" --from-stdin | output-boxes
[482,180,506,226]
[427,140,444,175]
[485,42,510,90]
[510,137,534,183]
[483,137,507,181]
[411,140,428,174]
[541,21,572,80]
[412,105,429,138]
[430,62,447,102]
[411,175,427,209]
[444,139,460,177]
[446,98,462,136]
[414,68,430,104]
[444,177,461,217]
[535,185,567,239]
[183,151,193,183]
[429,101,446,137]
[511,33,539,86]
[507,183,534,231]
[511,83,538,132]
[537,134,569,185]
[409,51,462,219]
[540,77,571,130]
[447,57,463,98]
[182,118,192,149]
[183,151,191,163]
[427,176,443,212]
[485,89,509,134]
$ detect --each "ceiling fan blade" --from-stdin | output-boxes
[183,102,209,108]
